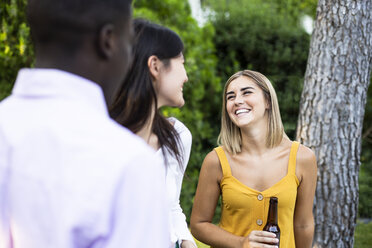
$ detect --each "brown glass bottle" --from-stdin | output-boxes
[263,197,280,246]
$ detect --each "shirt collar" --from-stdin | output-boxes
[12,68,109,116]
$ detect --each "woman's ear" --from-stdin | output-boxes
[265,98,271,110]
[148,55,160,79]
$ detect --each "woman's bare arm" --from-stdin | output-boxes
[294,145,318,248]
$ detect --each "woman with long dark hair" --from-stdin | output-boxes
[110,19,196,248]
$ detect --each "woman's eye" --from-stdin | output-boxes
[243,91,252,95]
[227,95,235,100]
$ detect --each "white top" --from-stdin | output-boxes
[0,69,171,248]
[157,118,196,247]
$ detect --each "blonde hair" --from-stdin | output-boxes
[217,70,284,154]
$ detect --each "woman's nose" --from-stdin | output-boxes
[234,95,243,105]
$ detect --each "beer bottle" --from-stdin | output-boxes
[263,197,280,246]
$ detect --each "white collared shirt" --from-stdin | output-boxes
[157,118,196,247]
[0,69,171,248]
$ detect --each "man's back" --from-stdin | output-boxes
[0,69,170,247]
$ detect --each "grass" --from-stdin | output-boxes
[193,220,372,248]
[354,220,372,248]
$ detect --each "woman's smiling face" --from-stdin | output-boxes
[156,53,188,108]
[225,76,269,128]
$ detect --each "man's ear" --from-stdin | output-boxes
[148,55,160,79]
[96,24,116,59]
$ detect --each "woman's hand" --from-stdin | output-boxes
[241,231,279,248]
[180,240,197,248]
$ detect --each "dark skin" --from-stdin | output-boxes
[34,22,132,107]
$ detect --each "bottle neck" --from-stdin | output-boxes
[267,198,278,224]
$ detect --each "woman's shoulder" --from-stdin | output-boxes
[167,117,192,156]
[204,147,227,169]
[296,143,316,164]
[201,148,223,178]
[168,117,191,138]
[295,142,317,179]
[284,139,316,163]
[205,148,220,162]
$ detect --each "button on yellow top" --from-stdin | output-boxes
[257,194,263,201]
[256,219,263,226]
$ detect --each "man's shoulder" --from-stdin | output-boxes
[0,96,14,112]
[95,123,164,183]
[103,119,156,160]
[105,122,165,184]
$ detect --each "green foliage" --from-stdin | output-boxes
[0,0,33,100]
[354,221,372,248]
[202,0,318,20]
[261,0,317,20]
[208,0,311,138]
[359,80,372,218]
[133,0,222,221]
[359,165,372,218]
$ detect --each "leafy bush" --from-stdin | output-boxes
[359,82,372,218]
[208,0,311,139]
[359,163,372,218]
[0,0,33,100]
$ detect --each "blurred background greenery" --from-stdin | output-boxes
[1,0,371,247]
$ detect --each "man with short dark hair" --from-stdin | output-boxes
[0,1,171,247]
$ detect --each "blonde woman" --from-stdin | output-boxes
[190,70,317,248]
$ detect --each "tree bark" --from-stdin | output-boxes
[296,0,371,247]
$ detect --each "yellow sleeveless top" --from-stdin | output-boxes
[214,141,300,248]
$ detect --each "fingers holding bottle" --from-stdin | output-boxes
[241,230,279,248]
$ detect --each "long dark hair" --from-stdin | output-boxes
[110,18,184,166]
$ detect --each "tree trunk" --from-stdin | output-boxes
[296,0,371,247]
